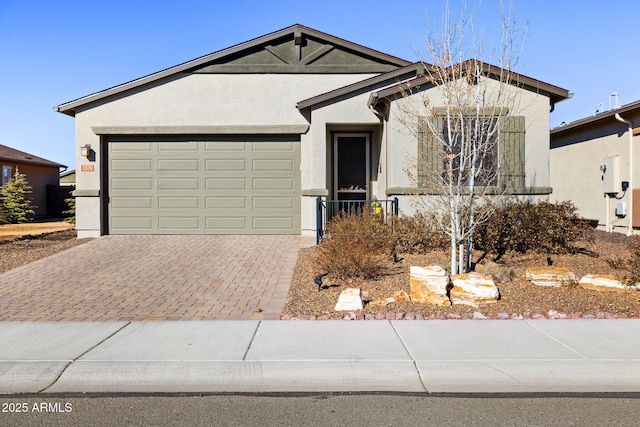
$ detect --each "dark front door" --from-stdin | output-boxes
[333,133,370,202]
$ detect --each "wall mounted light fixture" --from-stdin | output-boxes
[81,144,91,157]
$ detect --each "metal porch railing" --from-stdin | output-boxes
[315,197,399,244]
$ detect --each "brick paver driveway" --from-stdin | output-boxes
[0,235,313,321]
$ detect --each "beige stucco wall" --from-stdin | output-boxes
[550,112,640,233]
[385,77,553,216]
[73,73,376,237]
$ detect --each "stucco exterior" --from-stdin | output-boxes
[550,103,640,233]
[57,25,567,238]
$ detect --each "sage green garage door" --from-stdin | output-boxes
[107,136,301,234]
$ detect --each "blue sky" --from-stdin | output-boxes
[1,0,639,169]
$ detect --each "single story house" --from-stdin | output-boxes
[56,24,570,238]
[550,100,640,234]
[0,144,67,218]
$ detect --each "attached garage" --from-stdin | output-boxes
[106,135,301,234]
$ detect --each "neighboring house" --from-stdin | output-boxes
[60,169,76,186]
[0,144,67,218]
[550,100,640,234]
[56,24,569,238]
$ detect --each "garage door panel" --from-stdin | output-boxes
[112,217,154,231]
[206,178,247,190]
[206,196,247,209]
[158,196,200,209]
[158,177,200,191]
[111,159,153,171]
[158,159,199,171]
[111,196,153,209]
[253,217,295,231]
[253,177,295,191]
[158,141,199,151]
[205,217,247,230]
[109,138,300,234]
[158,216,200,230]
[205,159,247,171]
[252,159,295,172]
[112,178,153,190]
[253,196,294,209]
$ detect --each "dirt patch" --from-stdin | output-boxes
[283,230,640,319]
[0,226,91,274]
[0,221,74,241]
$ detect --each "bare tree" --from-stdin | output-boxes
[397,1,527,274]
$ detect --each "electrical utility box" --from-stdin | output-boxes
[616,202,627,217]
[602,156,620,194]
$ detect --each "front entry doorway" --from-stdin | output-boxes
[333,133,370,201]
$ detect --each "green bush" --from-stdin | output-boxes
[474,200,591,259]
[63,197,76,225]
[315,209,392,279]
[0,169,36,224]
[391,212,448,254]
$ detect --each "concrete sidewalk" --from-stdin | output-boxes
[1,320,639,394]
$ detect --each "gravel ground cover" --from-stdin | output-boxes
[0,228,90,274]
[282,230,640,319]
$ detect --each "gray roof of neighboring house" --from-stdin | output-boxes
[551,99,640,135]
[0,144,66,168]
[55,24,412,117]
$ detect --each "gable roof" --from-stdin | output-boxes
[0,144,66,168]
[368,60,571,108]
[55,24,411,117]
[551,99,640,135]
[296,62,429,110]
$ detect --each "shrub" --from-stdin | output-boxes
[391,212,448,254]
[474,200,591,259]
[0,169,36,223]
[63,197,76,225]
[315,209,392,279]
[607,236,640,286]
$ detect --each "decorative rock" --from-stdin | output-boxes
[385,313,396,320]
[463,313,474,319]
[281,314,291,320]
[364,313,375,320]
[405,313,416,320]
[409,265,452,306]
[299,315,310,320]
[334,288,363,311]
[395,312,404,320]
[415,313,425,320]
[582,314,596,319]
[356,312,365,320]
[476,261,515,278]
[530,312,547,319]
[569,313,581,319]
[393,290,411,302]
[486,313,498,319]
[496,312,510,320]
[436,314,446,320]
[473,311,487,320]
[447,313,462,319]
[525,266,577,287]
[370,297,395,306]
[426,314,437,320]
[343,312,357,320]
[510,313,524,320]
[523,312,531,319]
[449,273,500,307]
[492,271,514,284]
[578,274,639,292]
[375,312,386,320]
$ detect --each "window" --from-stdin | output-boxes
[442,116,498,186]
[1,165,11,186]
[418,114,525,192]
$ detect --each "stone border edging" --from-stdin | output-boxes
[281,310,640,320]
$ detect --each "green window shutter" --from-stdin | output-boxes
[499,116,525,191]
[418,115,444,189]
